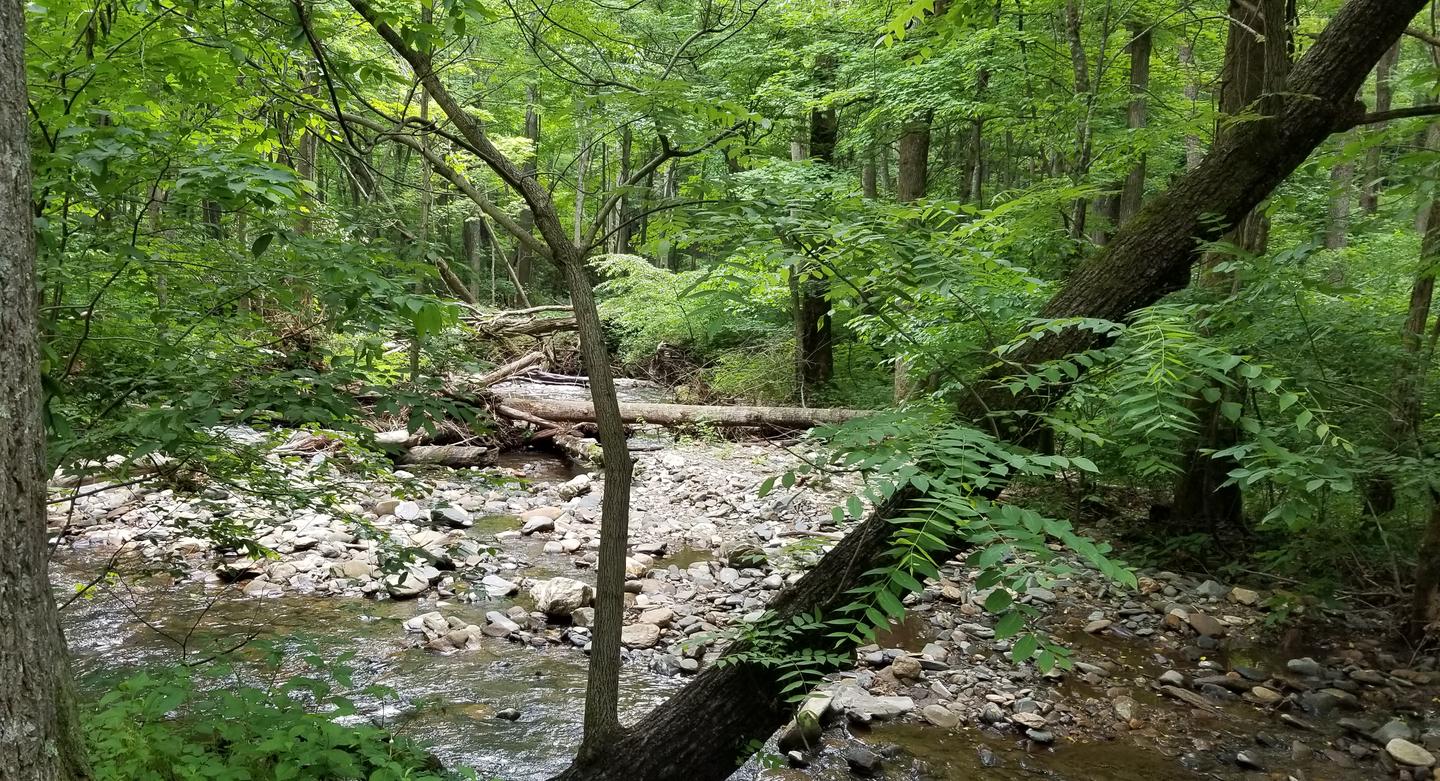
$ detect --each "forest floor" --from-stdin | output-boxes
[47,407,1440,780]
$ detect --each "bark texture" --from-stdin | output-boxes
[549,2,1427,778]
[0,2,92,774]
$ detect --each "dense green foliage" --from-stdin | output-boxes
[19,0,1440,771]
[88,648,456,781]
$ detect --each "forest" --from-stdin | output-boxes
[4,0,1440,779]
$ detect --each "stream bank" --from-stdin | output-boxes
[50,417,1440,780]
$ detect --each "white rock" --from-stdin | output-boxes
[531,577,594,618]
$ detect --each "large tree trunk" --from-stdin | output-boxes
[1327,130,1355,249]
[0,4,92,775]
[550,2,1425,778]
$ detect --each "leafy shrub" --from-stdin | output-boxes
[87,648,465,781]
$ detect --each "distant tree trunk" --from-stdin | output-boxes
[968,119,985,206]
[1,4,92,774]
[896,114,930,203]
[1327,132,1354,249]
[790,106,835,395]
[514,85,540,288]
[1119,23,1152,225]
[463,216,487,296]
[861,147,878,198]
[1172,0,1291,534]
[573,133,590,246]
[1361,41,1400,214]
[1180,39,1204,170]
[1370,188,1440,515]
[612,126,633,254]
[1065,0,1093,241]
[893,111,931,403]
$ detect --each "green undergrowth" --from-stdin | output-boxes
[87,644,473,781]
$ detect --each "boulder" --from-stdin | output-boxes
[922,704,959,729]
[531,577,594,618]
[394,501,422,521]
[521,516,555,535]
[621,623,662,648]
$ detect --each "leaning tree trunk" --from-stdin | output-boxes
[1410,489,1440,640]
[0,3,92,775]
[549,2,1427,778]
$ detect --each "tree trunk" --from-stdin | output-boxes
[1371,188,1440,515]
[0,4,92,774]
[1361,41,1401,214]
[1180,39,1204,170]
[861,148,878,198]
[896,114,930,203]
[549,3,1424,778]
[612,126,633,254]
[1171,0,1290,533]
[1119,23,1152,225]
[514,85,540,288]
[398,445,495,467]
[1327,130,1354,249]
[1065,0,1092,241]
[1409,489,1440,640]
[790,106,836,394]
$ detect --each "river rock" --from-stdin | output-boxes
[1186,612,1226,637]
[242,578,283,598]
[639,607,674,626]
[890,655,923,680]
[844,746,883,777]
[385,568,435,599]
[1229,587,1261,606]
[484,611,522,637]
[404,611,449,635]
[1387,739,1437,767]
[923,704,959,729]
[521,516,554,535]
[1375,720,1417,745]
[374,498,400,516]
[430,506,473,528]
[394,501,422,521]
[829,685,913,721]
[1287,657,1322,677]
[481,574,519,596]
[572,607,595,627]
[621,623,661,648]
[332,559,372,579]
[532,577,594,617]
[557,474,592,499]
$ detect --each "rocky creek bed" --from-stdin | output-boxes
[50,423,1440,781]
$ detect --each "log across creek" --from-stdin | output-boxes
[494,395,872,429]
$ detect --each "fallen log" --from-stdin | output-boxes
[497,397,871,429]
[471,351,546,387]
[397,445,495,467]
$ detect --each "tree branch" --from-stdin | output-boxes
[1341,104,1440,129]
